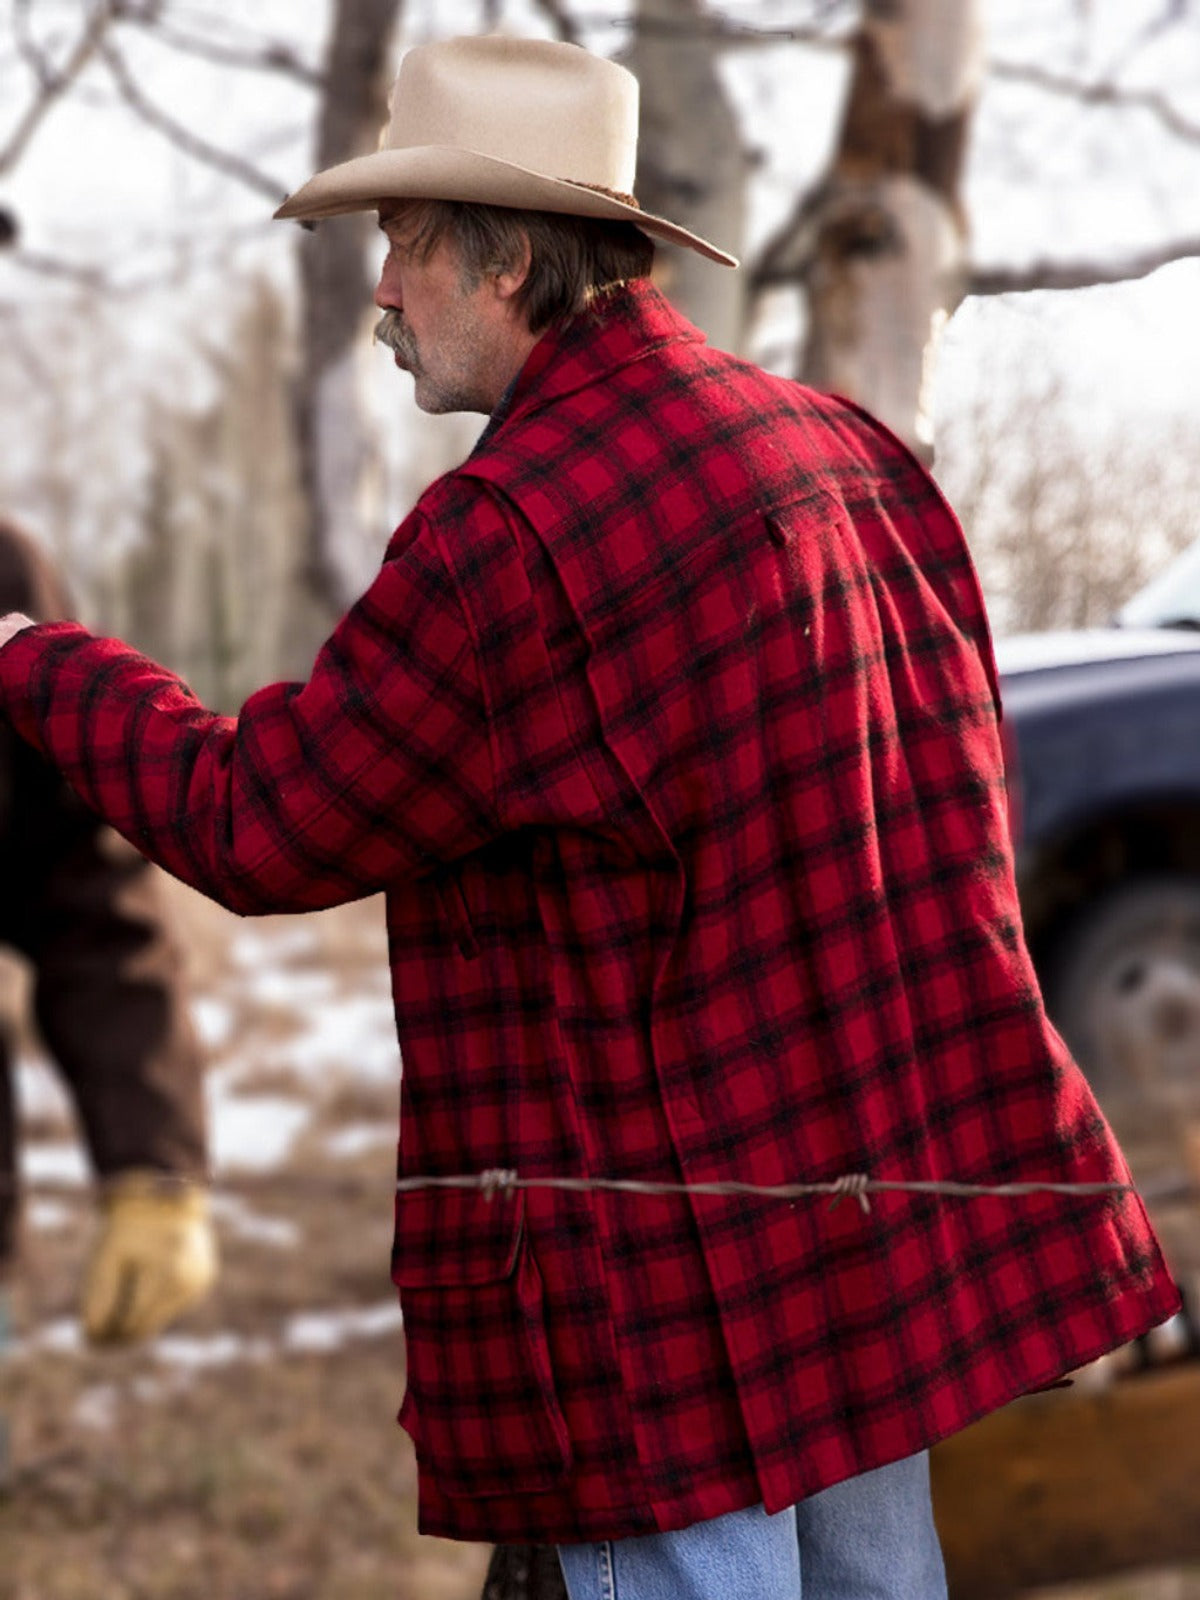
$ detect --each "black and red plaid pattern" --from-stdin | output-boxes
[0,283,1178,1542]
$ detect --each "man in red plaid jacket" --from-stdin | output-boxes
[0,35,1180,1600]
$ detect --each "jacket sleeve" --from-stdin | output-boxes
[0,513,500,915]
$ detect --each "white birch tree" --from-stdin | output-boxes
[291,0,404,667]
[753,0,983,455]
[623,0,750,350]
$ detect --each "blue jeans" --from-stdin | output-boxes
[556,1451,947,1600]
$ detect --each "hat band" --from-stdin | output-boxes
[566,179,641,211]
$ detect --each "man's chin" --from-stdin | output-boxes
[413,386,453,416]
[405,370,487,417]
[393,355,444,411]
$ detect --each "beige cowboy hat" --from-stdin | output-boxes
[274,35,738,267]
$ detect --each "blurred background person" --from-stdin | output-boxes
[0,516,216,1352]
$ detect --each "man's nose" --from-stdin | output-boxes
[375,253,403,311]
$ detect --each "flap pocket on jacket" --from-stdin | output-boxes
[392,1186,525,1288]
[393,1189,572,1497]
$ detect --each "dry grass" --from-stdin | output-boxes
[2,881,491,1600]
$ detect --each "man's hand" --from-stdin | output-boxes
[82,1172,218,1345]
[0,612,34,650]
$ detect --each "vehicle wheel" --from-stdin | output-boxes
[1044,876,1200,1112]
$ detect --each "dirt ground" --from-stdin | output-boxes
[2,877,1199,1600]
[1027,1576,1200,1600]
[1,883,492,1600]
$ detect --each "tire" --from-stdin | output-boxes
[1044,875,1200,1111]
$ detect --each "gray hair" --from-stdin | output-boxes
[387,200,655,332]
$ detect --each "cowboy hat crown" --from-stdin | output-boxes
[274,34,737,267]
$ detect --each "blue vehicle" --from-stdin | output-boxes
[998,543,1200,1112]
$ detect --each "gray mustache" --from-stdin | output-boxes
[374,310,408,352]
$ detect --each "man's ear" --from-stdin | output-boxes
[492,233,532,305]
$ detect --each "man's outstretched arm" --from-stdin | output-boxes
[0,514,499,916]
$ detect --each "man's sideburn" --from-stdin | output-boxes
[374,238,501,415]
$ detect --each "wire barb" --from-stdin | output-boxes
[827,1173,872,1213]
[479,1168,520,1202]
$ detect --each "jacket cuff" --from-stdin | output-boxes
[0,619,92,752]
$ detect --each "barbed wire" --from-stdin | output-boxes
[393,1168,1138,1215]
[10,1167,1196,1212]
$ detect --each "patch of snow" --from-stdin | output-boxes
[241,966,338,1009]
[208,1095,311,1174]
[20,1143,89,1187]
[73,1384,118,1432]
[20,1318,83,1356]
[283,1301,403,1353]
[209,1193,301,1248]
[15,1056,73,1123]
[1143,1311,1192,1363]
[152,1332,272,1369]
[323,1123,396,1160]
[7,1300,403,1368]
[270,994,401,1086]
[27,1198,73,1231]
[190,996,236,1050]
[231,924,322,970]
[146,1301,401,1370]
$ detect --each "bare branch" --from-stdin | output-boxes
[567,11,851,47]
[0,306,56,391]
[114,8,326,88]
[747,186,825,293]
[529,0,584,45]
[4,246,112,290]
[0,1,116,177]
[98,35,288,202]
[968,236,1200,297]
[3,217,276,297]
[989,58,1200,146]
[1118,0,1193,63]
[13,0,59,89]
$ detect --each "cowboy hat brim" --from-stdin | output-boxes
[273,144,739,267]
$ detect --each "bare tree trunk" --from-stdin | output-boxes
[291,0,403,671]
[756,0,982,456]
[624,0,749,351]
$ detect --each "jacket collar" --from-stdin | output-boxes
[480,281,705,447]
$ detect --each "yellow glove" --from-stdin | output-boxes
[81,1172,218,1345]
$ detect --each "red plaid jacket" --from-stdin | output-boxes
[0,284,1178,1542]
